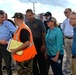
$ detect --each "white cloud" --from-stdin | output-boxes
[51,6,66,23]
[69,0,76,4]
[0,0,7,4]
[0,0,34,18]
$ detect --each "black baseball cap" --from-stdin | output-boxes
[12,12,24,19]
[44,12,52,16]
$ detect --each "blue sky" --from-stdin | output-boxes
[0,0,76,23]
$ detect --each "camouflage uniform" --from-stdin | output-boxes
[16,59,33,75]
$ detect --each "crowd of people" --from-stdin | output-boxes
[0,8,76,75]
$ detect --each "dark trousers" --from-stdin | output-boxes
[33,38,48,75]
[48,55,63,75]
[0,44,12,75]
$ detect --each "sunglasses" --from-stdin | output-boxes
[47,20,54,22]
[64,12,68,14]
[50,20,54,22]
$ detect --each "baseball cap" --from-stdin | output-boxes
[12,12,24,19]
[44,12,52,16]
[47,17,57,22]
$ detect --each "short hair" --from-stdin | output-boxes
[26,9,33,13]
[65,8,72,12]
[0,10,5,15]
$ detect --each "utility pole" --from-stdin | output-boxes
[29,0,37,14]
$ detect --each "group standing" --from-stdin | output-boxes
[0,7,76,75]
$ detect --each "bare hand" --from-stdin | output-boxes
[0,39,8,45]
[52,56,58,62]
[44,52,48,59]
[41,44,46,53]
[10,49,17,54]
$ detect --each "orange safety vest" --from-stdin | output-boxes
[12,23,37,62]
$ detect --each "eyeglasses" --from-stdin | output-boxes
[64,12,68,14]
[47,20,54,22]
[50,20,55,22]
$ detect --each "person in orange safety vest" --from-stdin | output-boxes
[11,12,37,75]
